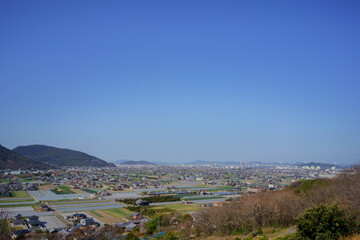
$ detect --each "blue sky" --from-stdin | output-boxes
[1,1,359,164]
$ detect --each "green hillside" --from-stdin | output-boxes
[0,145,52,170]
[13,144,115,167]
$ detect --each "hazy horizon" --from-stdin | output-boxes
[1,1,360,164]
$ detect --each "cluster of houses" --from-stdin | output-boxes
[39,170,164,192]
[0,180,38,197]
[115,212,150,232]
[67,213,98,227]
[11,214,43,239]
[10,213,99,239]
[0,179,38,196]
[0,184,10,197]
[10,210,152,239]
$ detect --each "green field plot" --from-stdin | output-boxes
[172,194,197,198]
[9,191,29,197]
[52,188,75,194]
[0,199,33,203]
[153,203,201,213]
[58,186,71,190]
[49,200,111,205]
[103,208,134,219]
[81,188,99,194]
[177,185,208,189]
[90,210,103,218]
[0,203,40,208]
[210,186,234,191]
[184,196,225,201]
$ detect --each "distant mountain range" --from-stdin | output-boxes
[183,160,264,166]
[0,145,52,170]
[13,144,115,167]
[116,160,155,165]
[115,159,167,165]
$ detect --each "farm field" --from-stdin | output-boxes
[9,191,30,197]
[68,188,87,194]
[49,200,111,205]
[177,185,209,189]
[1,206,55,218]
[0,202,40,208]
[52,186,76,194]
[167,181,204,187]
[38,184,57,191]
[183,196,226,201]
[52,201,119,208]
[51,200,125,212]
[86,209,132,224]
[81,188,99,194]
[206,186,234,192]
[103,208,134,219]
[0,198,34,203]
[172,194,197,198]
[28,190,90,200]
[153,203,201,213]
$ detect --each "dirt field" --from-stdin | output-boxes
[69,188,87,194]
[38,184,56,191]
[85,210,125,224]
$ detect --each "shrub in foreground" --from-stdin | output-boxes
[296,203,358,240]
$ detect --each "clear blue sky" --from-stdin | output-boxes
[1,1,360,164]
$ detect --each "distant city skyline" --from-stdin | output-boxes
[1,1,360,164]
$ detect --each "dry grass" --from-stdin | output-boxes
[343,235,360,240]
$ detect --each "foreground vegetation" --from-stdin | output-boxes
[193,167,360,239]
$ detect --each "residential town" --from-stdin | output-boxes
[0,163,341,239]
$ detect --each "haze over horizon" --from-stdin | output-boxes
[1,1,360,164]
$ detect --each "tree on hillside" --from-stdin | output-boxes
[296,203,358,240]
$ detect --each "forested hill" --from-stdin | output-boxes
[13,144,115,167]
[0,145,52,170]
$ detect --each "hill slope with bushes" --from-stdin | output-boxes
[193,167,360,239]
